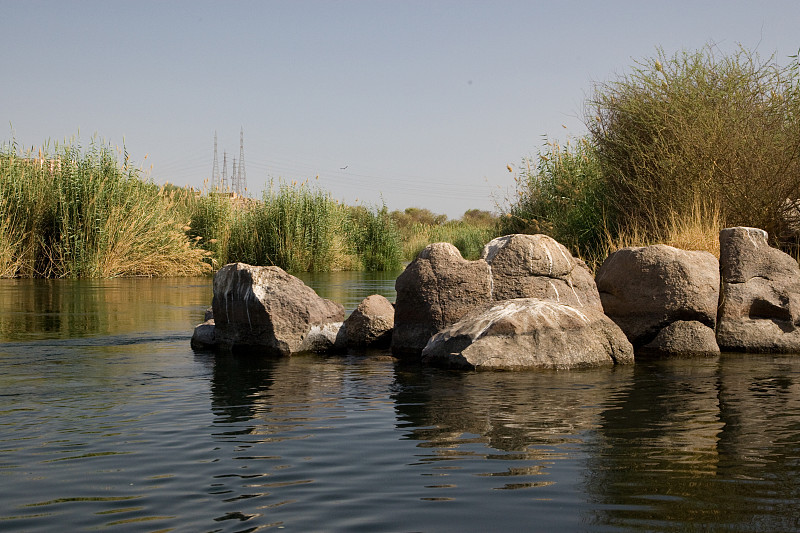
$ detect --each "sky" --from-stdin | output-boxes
[2,1,799,218]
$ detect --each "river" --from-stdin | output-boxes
[1,274,800,532]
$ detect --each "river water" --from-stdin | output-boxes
[1,274,800,532]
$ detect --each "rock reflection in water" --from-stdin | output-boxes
[585,355,800,532]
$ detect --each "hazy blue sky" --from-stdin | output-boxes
[2,1,799,217]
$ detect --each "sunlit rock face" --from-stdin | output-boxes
[595,244,720,357]
[392,234,605,360]
[211,263,345,356]
[391,243,493,358]
[482,234,603,311]
[343,294,395,348]
[717,227,800,352]
[421,298,634,370]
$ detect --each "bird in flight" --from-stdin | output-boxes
[340,165,348,170]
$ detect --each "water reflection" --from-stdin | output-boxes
[0,277,211,340]
[5,276,800,531]
[392,366,634,452]
[293,269,400,313]
[585,356,800,531]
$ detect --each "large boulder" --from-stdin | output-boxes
[482,234,603,311]
[717,227,800,352]
[343,294,394,348]
[212,263,345,355]
[595,244,720,355]
[392,243,492,358]
[420,298,634,370]
[392,235,606,359]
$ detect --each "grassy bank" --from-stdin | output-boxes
[187,181,404,272]
[0,141,208,278]
[391,207,500,261]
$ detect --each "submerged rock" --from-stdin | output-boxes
[190,319,216,350]
[211,263,345,355]
[595,244,719,356]
[638,320,720,357]
[420,298,634,370]
[344,294,394,348]
[717,227,800,352]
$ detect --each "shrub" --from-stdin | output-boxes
[588,44,800,244]
[346,204,403,271]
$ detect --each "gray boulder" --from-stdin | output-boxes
[344,294,394,348]
[190,319,216,350]
[392,243,492,358]
[483,234,603,311]
[717,227,800,352]
[212,263,345,355]
[421,298,634,370]
[595,244,720,354]
[392,234,607,359]
[638,320,720,357]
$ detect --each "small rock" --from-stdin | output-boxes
[190,319,216,350]
[344,294,394,348]
[638,320,720,357]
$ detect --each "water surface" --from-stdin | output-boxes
[2,275,800,532]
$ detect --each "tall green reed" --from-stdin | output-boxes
[0,140,208,278]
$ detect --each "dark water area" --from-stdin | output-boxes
[2,275,800,532]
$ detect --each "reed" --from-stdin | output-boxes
[393,208,500,261]
[188,181,402,272]
[0,141,208,278]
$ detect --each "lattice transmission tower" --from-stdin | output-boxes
[211,129,247,195]
[211,131,221,189]
[221,152,228,191]
[233,127,247,196]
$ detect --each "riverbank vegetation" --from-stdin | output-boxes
[0,143,209,278]
[501,44,800,267]
[0,145,493,277]
[187,181,404,273]
[391,207,499,261]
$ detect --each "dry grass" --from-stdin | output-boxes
[602,197,722,260]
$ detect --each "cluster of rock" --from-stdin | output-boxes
[191,263,394,355]
[192,226,800,370]
[595,226,800,355]
[392,234,632,370]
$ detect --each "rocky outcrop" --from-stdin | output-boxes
[392,243,492,358]
[343,294,394,348]
[717,227,800,352]
[482,234,603,311]
[420,298,634,370]
[595,244,720,356]
[392,235,604,359]
[210,263,345,355]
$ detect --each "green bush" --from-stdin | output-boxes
[587,44,800,243]
[500,137,609,263]
[347,204,403,271]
